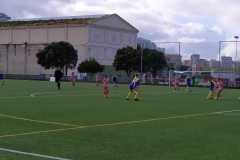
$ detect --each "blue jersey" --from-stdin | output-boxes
[209,81,215,91]
[186,78,191,87]
[0,74,4,80]
[129,77,140,90]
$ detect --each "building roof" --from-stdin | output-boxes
[0,14,111,27]
[8,14,109,22]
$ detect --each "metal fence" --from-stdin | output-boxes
[0,73,240,89]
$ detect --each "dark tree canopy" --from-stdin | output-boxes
[113,46,167,76]
[78,58,104,74]
[36,41,78,71]
[113,46,139,76]
[140,48,167,75]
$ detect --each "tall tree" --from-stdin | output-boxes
[140,48,168,76]
[113,46,139,76]
[78,58,104,74]
[36,41,78,75]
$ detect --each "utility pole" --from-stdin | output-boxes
[234,36,239,73]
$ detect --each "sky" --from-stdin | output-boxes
[1,0,240,60]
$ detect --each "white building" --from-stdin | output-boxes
[0,14,138,75]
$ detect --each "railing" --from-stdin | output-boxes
[0,73,240,88]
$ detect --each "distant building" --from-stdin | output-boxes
[183,60,191,67]
[137,37,157,50]
[210,59,220,69]
[191,54,200,71]
[221,56,233,69]
[191,54,200,66]
[199,59,210,69]
[190,54,210,71]
[234,61,240,69]
[166,54,182,69]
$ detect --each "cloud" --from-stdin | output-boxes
[0,0,240,59]
[221,41,240,61]
[178,37,206,43]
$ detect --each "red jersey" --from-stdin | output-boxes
[172,79,179,86]
[103,78,109,88]
[103,78,109,97]
[218,81,224,90]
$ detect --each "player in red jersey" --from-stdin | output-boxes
[172,78,180,92]
[103,75,110,98]
[215,79,224,100]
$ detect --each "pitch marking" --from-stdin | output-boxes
[1,109,240,139]
[0,113,79,127]
[0,148,72,160]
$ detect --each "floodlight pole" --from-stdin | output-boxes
[178,42,181,56]
[140,43,144,75]
[218,41,221,69]
[234,36,239,73]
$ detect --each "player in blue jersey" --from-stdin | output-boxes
[126,74,140,101]
[207,79,215,100]
[0,73,5,87]
[186,77,192,92]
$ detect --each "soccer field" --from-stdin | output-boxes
[0,80,240,160]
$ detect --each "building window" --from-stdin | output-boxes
[14,45,16,56]
[112,34,117,42]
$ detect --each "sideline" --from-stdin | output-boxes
[0,113,79,127]
[0,147,72,160]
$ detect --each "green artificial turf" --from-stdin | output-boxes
[0,80,239,160]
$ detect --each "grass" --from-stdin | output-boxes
[0,80,239,160]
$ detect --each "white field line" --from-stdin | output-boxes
[0,93,101,100]
[0,96,31,99]
[30,91,101,97]
[0,90,104,100]
[0,92,166,100]
[0,113,79,127]
[29,90,123,98]
[1,109,240,139]
[2,88,122,99]
[0,148,72,160]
